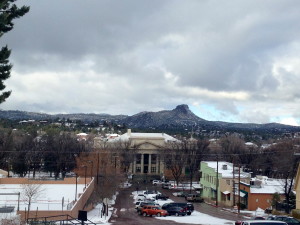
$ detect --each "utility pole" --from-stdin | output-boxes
[238,164,241,214]
[216,156,219,207]
[97,152,100,184]
[232,158,235,207]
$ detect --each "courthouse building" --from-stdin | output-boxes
[94,129,179,179]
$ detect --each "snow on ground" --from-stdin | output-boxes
[157,211,234,225]
[85,191,119,224]
[132,190,235,225]
[0,184,85,210]
[87,203,113,225]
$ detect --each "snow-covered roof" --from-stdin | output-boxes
[203,161,251,179]
[77,133,88,136]
[110,130,178,143]
[245,142,258,147]
[250,176,285,194]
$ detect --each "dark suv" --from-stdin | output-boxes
[162,202,194,215]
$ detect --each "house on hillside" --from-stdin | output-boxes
[239,176,285,211]
[200,161,251,207]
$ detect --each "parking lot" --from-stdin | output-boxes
[109,182,245,225]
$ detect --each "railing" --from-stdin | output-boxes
[27,214,97,225]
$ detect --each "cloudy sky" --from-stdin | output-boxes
[1,0,300,126]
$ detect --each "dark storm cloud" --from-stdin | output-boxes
[1,0,300,125]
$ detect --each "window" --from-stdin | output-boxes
[136,154,141,164]
[136,166,141,173]
[151,167,156,173]
[256,199,258,202]
[227,194,230,201]
[152,154,157,164]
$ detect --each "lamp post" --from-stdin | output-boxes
[82,165,87,189]
[75,173,78,201]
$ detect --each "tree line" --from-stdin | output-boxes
[0,127,92,179]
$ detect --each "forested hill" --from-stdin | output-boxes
[0,105,299,134]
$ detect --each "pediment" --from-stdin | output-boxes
[135,141,163,150]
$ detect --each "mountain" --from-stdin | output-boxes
[0,105,299,133]
[121,104,205,128]
[0,110,126,122]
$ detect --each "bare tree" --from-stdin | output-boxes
[163,141,187,186]
[183,139,209,191]
[270,140,299,213]
[110,140,138,175]
[21,181,44,219]
[220,134,246,163]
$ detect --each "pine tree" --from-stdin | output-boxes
[0,0,29,103]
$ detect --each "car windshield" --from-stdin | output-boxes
[285,218,300,223]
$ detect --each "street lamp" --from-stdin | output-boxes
[75,173,78,201]
[81,165,87,189]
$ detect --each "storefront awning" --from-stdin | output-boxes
[240,191,246,197]
[222,191,230,195]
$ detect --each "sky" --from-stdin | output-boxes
[1,0,300,126]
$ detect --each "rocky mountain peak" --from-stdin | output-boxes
[173,104,191,114]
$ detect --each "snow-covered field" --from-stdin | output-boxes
[0,184,85,211]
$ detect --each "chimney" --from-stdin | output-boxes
[127,129,131,136]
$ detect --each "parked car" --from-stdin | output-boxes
[143,190,159,195]
[141,205,168,217]
[235,220,287,225]
[172,191,188,197]
[135,201,143,209]
[136,194,146,201]
[136,201,156,214]
[155,194,169,200]
[185,194,203,202]
[267,216,300,225]
[162,183,171,189]
[165,206,187,216]
[152,180,162,186]
[162,202,194,215]
[250,216,266,220]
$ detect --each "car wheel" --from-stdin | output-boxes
[157,213,161,217]
[143,212,147,217]
[175,213,179,216]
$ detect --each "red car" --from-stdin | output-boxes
[141,205,168,217]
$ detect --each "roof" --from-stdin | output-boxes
[77,133,88,136]
[202,161,251,179]
[111,131,179,143]
[250,177,285,194]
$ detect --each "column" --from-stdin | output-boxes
[148,154,152,174]
[156,155,159,175]
[133,154,136,174]
[141,154,144,173]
